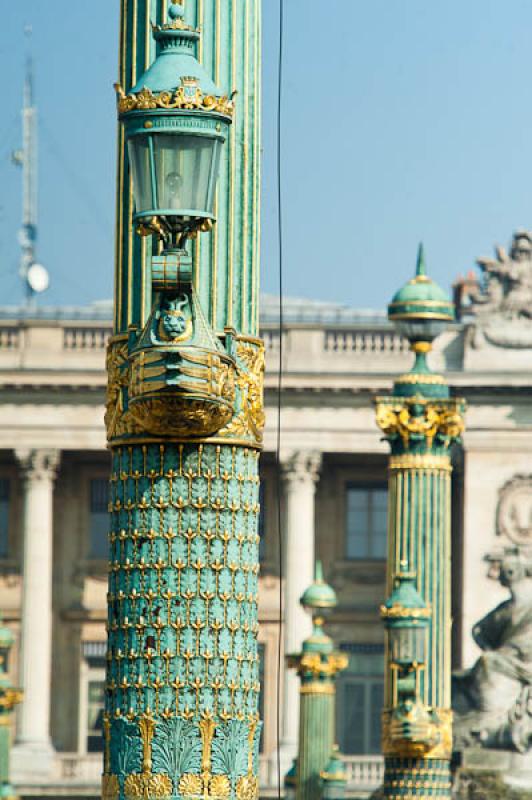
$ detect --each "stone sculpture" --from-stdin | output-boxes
[467,230,532,348]
[453,547,532,753]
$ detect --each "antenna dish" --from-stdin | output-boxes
[27,263,49,294]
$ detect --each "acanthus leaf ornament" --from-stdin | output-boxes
[218,340,265,447]
[115,80,236,119]
[375,397,465,452]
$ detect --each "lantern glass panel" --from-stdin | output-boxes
[152,134,218,217]
[128,136,154,214]
[390,624,425,667]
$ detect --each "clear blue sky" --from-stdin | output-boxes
[1,0,532,309]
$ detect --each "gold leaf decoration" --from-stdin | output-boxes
[124,772,172,799]
[179,773,203,797]
[236,774,259,800]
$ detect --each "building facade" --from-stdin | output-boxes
[1,254,532,797]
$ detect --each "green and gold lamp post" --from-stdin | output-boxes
[287,564,347,800]
[104,1,263,799]
[0,619,22,800]
[320,747,347,800]
[376,245,465,799]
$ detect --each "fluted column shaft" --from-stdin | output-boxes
[280,452,321,758]
[12,449,59,774]
[297,690,334,800]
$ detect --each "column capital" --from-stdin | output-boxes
[280,450,322,486]
[15,449,60,482]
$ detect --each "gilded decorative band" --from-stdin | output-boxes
[300,683,336,696]
[388,454,452,472]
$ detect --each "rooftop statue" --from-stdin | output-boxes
[453,547,532,753]
[467,230,532,348]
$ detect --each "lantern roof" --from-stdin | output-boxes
[388,243,454,324]
[300,561,337,611]
[321,746,347,785]
[115,0,235,118]
[381,563,431,623]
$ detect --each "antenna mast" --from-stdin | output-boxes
[13,28,49,306]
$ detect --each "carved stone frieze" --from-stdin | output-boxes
[497,475,532,547]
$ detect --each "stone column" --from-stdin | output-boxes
[280,451,321,766]
[11,449,59,778]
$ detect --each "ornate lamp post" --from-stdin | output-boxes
[376,245,466,799]
[104,1,263,799]
[287,564,347,800]
[0,618,22,800]
[320,747,347,800]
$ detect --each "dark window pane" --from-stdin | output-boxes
[89,480,109,559]
[339,682,366,754]
[87,678,104,753]
[90,479,108,513]
[346,485,387,560]
[0,479,10,559]
[369,682,384,753]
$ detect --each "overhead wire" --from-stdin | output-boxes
[275,0,285,799]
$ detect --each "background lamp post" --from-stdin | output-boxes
[320,747,347,800]
[375,244,466,799]
[0,618,22,800]
[104,0,264,798]
[287,564,347,800]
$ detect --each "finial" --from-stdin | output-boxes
[315,560,324,584]
[416,242,426,278]
[168,0,185,21]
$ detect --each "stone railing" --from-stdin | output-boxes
[344,755,384,791]
[63,326,110,350]
[0,319,420,376]
[324,328,408,355]
[55,753,102,782]
[50,752,383,793]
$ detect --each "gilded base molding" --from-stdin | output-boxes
[106,336,265,450]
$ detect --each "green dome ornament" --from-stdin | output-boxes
[388,244,455,400]
[300,561,337,612]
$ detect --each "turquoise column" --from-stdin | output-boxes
[375,246,466,799]
[287,566,347,800]
[104,2,263,799]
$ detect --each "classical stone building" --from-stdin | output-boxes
[1,235,532,797]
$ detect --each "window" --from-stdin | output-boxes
[336,644,384,755]
[345,485,387,559]
[0,479,9,559]
[89,479,109,559]
[0,480,9,558]
[80,643,106,754]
